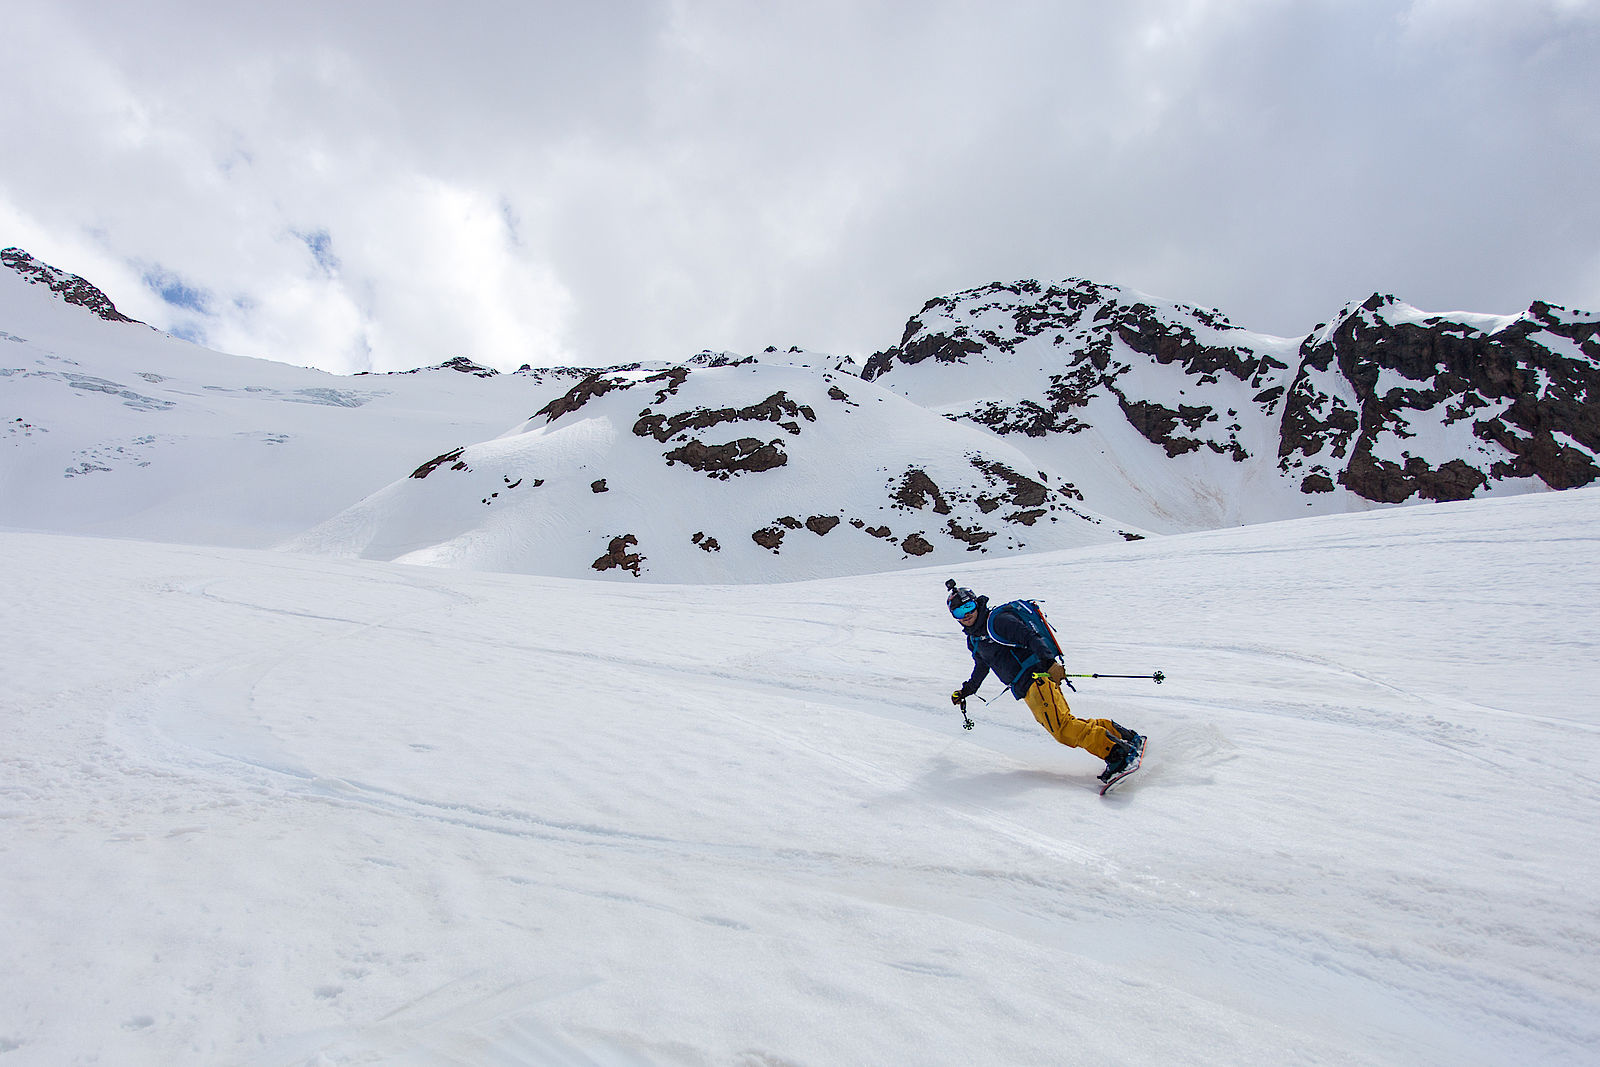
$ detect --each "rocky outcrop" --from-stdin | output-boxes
[864,279,1287,466]
[864,278,1598,516]
[411,447,469,479]
[592,534,645,575]
[892,469,950,513]
[664,437,788,477]
[634,390,816,443]
[429,356,499,377]
[1280,294,1600,502]
[805,514,841,536]
[533,371,636,423]
[2,247,144,325]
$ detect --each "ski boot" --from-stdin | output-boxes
[1098,738,1141,782]
[1110,721,1146,756]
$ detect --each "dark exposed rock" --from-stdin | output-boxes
[663,437,788,477]
[687,351,757,368]
[806,514,841,536]
[865,525,893,539]
[410,447,468,479]
[752,526,785,551]
[1341,452,1486,503]
[691,532,721,552]
[2,247,143,325]
[1110,301,1266,383]
[592,534,645,576]
[970,458,1049,508]
[427,356,498,377]
[1300,472,1336,494]
[946,519,995,549]
[863,331,984,380]
[590,478,608,493]
[892,468,951,513]
[1119,399,1210,457]
[634,390,816,443]
[647,367,690,404]
[969,397,1084,437]
[534,372,632,423]
[511,365,598,384]
[902,533,934,556]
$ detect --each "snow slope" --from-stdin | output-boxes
[287,358,1135,583]
[0,262,571,546]
[5,487,1598,1065]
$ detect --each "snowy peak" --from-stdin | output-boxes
[855,279,1305,530]
[862,277,1294,456]
[858,277,1599,528]
[375,354,502,378]
[1281,293,1600,501]
[1,247,144,326]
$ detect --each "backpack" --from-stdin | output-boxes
[986,599,1062,661]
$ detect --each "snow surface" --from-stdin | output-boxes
[5,486,1600,1065]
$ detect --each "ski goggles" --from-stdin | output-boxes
[951,600,977,619]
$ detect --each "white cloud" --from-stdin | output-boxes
[3,0,1597,371]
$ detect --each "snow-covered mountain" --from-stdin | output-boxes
[862,279,1600,533]
[1281,293,1600,502]
[287,355,1135,581]
[0,248,577,546]
[5,248,1597,577]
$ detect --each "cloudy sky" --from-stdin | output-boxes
[4,0,1597,374]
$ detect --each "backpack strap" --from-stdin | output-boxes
[985,600,1027,646]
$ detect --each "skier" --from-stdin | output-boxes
[945,580,1144,784]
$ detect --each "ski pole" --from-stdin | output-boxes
[1062,671,1166,684]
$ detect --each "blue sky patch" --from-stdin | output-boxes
[143,267,212,315]
[297,230,340,277]
[167,321,208,345]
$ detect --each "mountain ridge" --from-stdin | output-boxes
[5,247,1595,578]
[861,277,1598,532]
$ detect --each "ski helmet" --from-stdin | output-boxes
[945,578,978,619]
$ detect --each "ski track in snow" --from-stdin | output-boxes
[2,492,1599,1064]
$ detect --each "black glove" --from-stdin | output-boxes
[951,689,967,706]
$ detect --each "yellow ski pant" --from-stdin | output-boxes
[1023,677,1119,759]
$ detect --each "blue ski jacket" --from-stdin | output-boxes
[957,597,1062,700]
